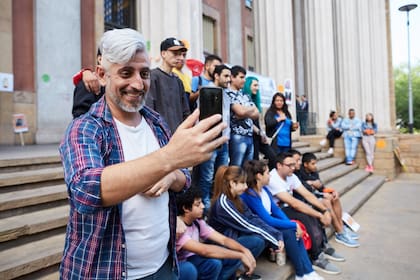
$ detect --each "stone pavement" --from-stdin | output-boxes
[321,173,420,280]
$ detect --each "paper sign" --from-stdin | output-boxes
[13,114,28,133]
[0,72,14,92]
[342,211,360,232]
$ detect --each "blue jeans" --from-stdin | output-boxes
[274,145,291,155]
[344,136,360,163]
[237,235,265,259]
[229,134,253,167]
[282,229,314,276]
[187,254,241,280]
[199,143,229,210]
[178,261,198,280]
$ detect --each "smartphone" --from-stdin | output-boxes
[199,86,223,137]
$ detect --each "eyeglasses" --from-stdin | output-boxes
[283,163,296,169]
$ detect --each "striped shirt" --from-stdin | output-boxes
[59,96,190,279]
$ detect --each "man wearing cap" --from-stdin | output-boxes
[146,37,190,133]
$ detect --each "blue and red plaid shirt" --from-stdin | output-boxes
[59,96,190,279]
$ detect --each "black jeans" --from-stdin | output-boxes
[326,130,342,148]
[282,207,325,261]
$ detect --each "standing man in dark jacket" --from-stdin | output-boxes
[146,38,191,133]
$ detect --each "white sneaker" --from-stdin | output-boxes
[296,276,305,280]
[327,147,334,154]
[320,139,327,147]
[304,272,325,280]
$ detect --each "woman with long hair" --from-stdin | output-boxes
[361,113,378,172]
[243,77,277,170]
[264,92,295,154]
[242,160,323,280]
[208,166,285,271]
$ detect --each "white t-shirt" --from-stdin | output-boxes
[260,188,272,214]
[114,117,170,280]
[267,169,302,206]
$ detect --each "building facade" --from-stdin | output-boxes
[0,0,394,145]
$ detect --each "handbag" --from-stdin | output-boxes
[267,122,284,146]
[291,219,312,250]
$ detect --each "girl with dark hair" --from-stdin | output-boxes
[361,113,378,172]
[208,166,286,271]
[241,160,324,280]
[243,77,277,170]
[264,92,296,154]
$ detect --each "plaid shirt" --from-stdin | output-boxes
[59,96,190,279]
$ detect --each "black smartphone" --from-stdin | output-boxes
[199,86,223,137]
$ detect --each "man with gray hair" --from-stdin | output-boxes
[59,28,227,279]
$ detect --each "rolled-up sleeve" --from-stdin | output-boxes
[60,118,107,214]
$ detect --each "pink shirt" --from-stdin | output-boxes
[176,219,214,261]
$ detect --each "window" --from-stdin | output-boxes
[246,35,255,72]
[203,15,216,55]
[104,0,136,30]
[245,0,253,9]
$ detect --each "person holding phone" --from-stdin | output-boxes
[59,28,228,279]
[197,64,232,213]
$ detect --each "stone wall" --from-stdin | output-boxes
[397,135,420,173]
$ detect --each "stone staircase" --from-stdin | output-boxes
[0,147,64,280]
[0,141,387,279]
[255,141,387,280]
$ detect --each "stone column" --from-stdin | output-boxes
[35,0,81,143]
[253,0,295,109]
[302,0,337,132]
[333,0,392,131]
[227,0,243,65]
[138,0,203,67]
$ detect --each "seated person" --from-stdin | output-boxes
[296,152,359,248]
[267,152,342,275]
[208,166,288,275]
[242,160,324,280]
[176,187,261,280]
[319,111,342,155]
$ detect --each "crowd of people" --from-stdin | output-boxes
[59,28,374,280]
[320,109,378,171]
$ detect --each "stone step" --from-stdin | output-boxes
[0,167,64,188]
[314,152,334,160]
[316,157,343,172]
[319,164,358,185]
[254,257,294,280]
[0,233,65,280]
[15,265,60,280]
[339,175,386,215]
[328,169,371,197]
[292,141,310,149]
[0,184,67,212]
[0,157,61,174]
[0,205,69,243]
[295,146,322,154]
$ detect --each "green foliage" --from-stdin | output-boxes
[394,61,420,131]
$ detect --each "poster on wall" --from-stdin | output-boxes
[13,114,28,133]
[0,72,14,92]
[284,79,293,105]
